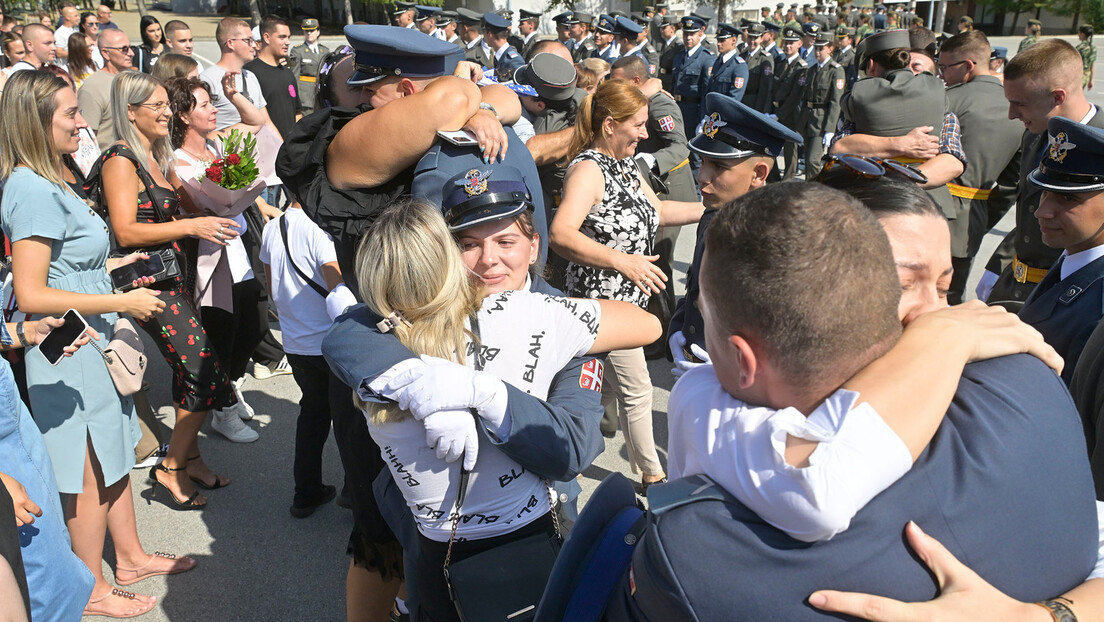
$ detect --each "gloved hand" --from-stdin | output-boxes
[422,409,479,470]
[975,270,999,302]
[326,283,358,321]
[669,330,711,378]
[767,113,779,121]
[386,355,509,430]
[822,132,835,148]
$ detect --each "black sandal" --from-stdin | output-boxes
[186,455,229,490]
[149,464,205,510]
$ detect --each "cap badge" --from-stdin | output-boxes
[702,112,727,138]
[458,169,492,196]
[1048,131,1075,163]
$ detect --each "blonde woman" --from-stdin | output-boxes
[100,71,241,508]
[0,69,193,619]
[357,198,659,622]
[551,78,704,491]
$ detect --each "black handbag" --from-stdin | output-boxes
[442,314,562,622]
[443,470,562,622]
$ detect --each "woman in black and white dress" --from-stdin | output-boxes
[550,78,704,490]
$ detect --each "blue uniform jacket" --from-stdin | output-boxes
[412,126,549,261]
[593,45,619,63]
[603,354,1098,620]
[702,54,748,118]
[668,208,715,352]
[1019,254,1104,385]
[673,46,715,136]
[493,45,525,82]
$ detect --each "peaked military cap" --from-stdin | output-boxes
[483,12,511,31]
[455,7,482,25]
[392,1,415,16]
[856,28,910,65]
[612,15,643,36]
[781,25,803,41]
[414,5,440,22]
[301,18,319,30]
[681,15,706,32]
[1029,116,1104,192]
[553,11,576,25]
[716,23,741,40]
[1028,18,1042,26]
[746,22,765,36]
[762,21,781,33]
[644,5,656,13]
[690,93,804,159]
[595,14,617,33]
[513,52,578,101]
[631,12,651,27]
[836,26,856,37]
[436,10,455,26]
[802,21,821,35]
[658,14,679,28]
[656,1,669,8]
[344,24,464,86]
[692,7,716,21]
[991,45,1008,60]
[519,8,540,21]
[573,11,594,25]
[814,31,834,45]
[429,162,536,230]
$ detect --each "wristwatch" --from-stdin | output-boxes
[1034,598,1077,622]
[15,321,30,348]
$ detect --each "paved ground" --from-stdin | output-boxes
[71,14,1104,620]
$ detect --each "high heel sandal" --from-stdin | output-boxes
[186,454,229,490]
[149,464,205,510]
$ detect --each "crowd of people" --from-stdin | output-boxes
[0,1,1103,621]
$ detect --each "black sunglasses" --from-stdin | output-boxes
[816,154,928,185]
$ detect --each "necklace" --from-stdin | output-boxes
[179,145,213,163]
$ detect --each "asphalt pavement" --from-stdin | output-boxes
[78,29,1104,622]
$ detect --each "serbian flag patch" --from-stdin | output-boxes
[649,63,657,74]
[836,78,845,90]
[764,63,772,76]
[658,115,675,131]
[734,76,745,89]
[580,359,604,391]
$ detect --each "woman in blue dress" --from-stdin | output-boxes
[0,70,194,618]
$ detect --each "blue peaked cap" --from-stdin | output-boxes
[344,24,464,86]
[690,93,803,159]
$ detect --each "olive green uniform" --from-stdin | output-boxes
[658,37,684,92]
[1018,34,1037,53]
[288,41,330,115]
[797,58,845,178]
[1078,39,1096,88]
[743,46,775,113]
[771,54,809,180]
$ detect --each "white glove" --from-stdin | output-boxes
[767,113,779,121]
[422,409,480,470]
[326,283,358,321]
[822,132,835,148]
[669,330,711,378]
[975,270,999,302]
[386,355,509,430]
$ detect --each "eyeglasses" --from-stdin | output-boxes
[101,45,134,54]
[816,154,928,184]
[134,101,171,113]
[936,59,969,73]
[230,37,257,46]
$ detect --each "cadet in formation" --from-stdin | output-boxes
[796,31,844,179]
[288,18,329,116]
[769,25,809,180]
[702,23,749,113]
[672,15,715,139]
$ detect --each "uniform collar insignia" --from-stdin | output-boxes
[1048,131,1075,163]
[702,112,727,138]
[458,169,492,196]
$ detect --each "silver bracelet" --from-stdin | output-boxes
[1034,597,1078,622]
[479,101,498,119]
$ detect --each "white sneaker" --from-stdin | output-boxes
[231,378,255,420]
[134,443,169,469]
[211,409,259,443]
[253,356,293,380]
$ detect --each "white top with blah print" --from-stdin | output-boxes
[366,290,601,542]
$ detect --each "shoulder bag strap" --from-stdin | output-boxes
[279,214,329,298]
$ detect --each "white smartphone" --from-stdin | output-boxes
[437,129,481,147]
[38,309,88,365]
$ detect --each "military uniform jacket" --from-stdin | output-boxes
[658,38,684,92]
[945,75,1023,248]
[465,37,493,69]
[603,352,1098,621]
[797,59,844,137]
[493,44,525,82]
[743,47,775,113]
[1018,34,1037,53]
[507,33,524,54]
[763,42,785,73]
[834,45,856,91]
[521,33,539,59]
[641,42,660,77]
[571,35,598,63]
[668,208,715,350]
[672,45,715,101]
[638,92,697,202]
[771,55,809,127]
[288,42,330,113]
[703,52,749,114]
[987,109,1104,304]
[593,44,618,63]
[1020,256,1104,385]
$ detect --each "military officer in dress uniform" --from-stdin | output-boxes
[692,9,719,55]
[393,1,416,28]
[1017,117,1104,384]
[834,26,857,90]
[939,30,1023,304]
[614,16,657,76]
[672,15,715,140]
[649,1,669,48]
[457,8,492,68]
[703,23,749,113]
[518,9,541,59]
[484,12,524,82]
[799,21,820,62]
[592,14,620,62]
[288,18,329,116]
[668,93,801,369]
[570,12,598,63]
[761,21,786,70]
[553,11,573,46]
[437,11,460,46]
[797,32,845,178]
[415,5,446,41]
[770,25,809,180]
[657,15,682,92]
[743,23,774,112]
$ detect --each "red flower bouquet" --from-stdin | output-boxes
[179,129,267,219]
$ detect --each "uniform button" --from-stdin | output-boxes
[687,325,696,335]
[558,493,568,503]
[1023,235,1030,243]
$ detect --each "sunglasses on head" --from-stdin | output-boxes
[816,154,928,185]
